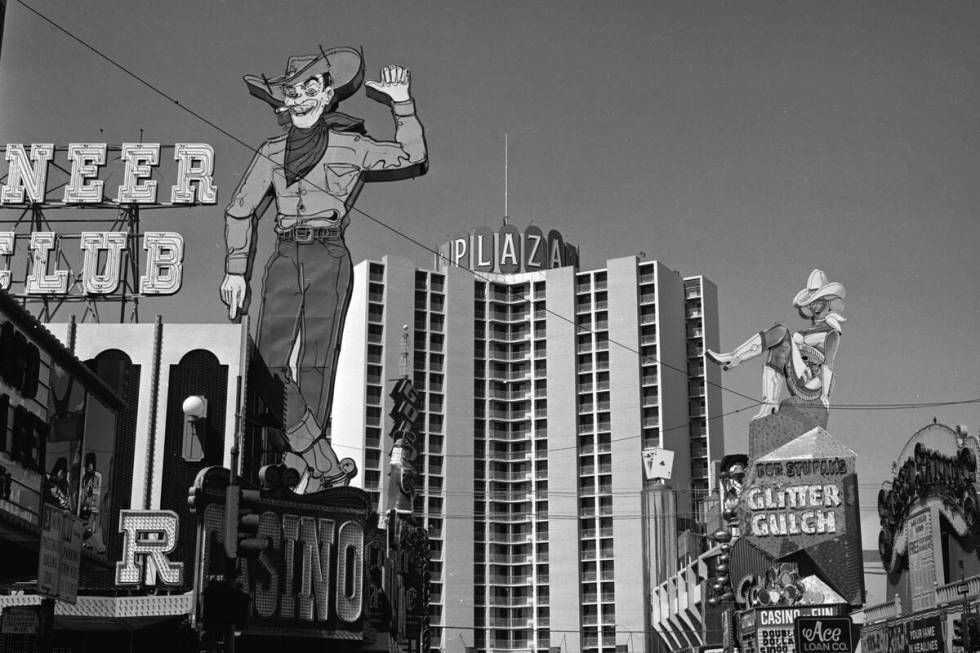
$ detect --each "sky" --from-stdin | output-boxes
[1,0,979,582]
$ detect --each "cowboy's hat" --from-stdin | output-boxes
[244,46,364,109]
[792,269,845,308]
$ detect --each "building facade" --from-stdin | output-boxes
[332,224,725,653]
[0,291,125,594]
[0,319,285,651]
[0,315,431,653]
[860,422,980,653]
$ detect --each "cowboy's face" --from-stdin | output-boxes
[282,75,334,129]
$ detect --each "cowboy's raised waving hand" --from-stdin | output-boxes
[366,65,412,105]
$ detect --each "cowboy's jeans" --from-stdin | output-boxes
[256,236,353,433]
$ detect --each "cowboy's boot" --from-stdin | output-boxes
[282,410,321,493]
[282,409,357,492]
[752,366,782,420]
[304,438,358,490]
[707,333,764,371]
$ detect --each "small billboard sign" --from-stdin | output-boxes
[794,615,854,653]
[37,504,82,603]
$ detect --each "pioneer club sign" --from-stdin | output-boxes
[1,143,217,206]
[0,143,217,296]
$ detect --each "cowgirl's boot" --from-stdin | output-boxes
[707,333,764,371]
[752,366,782,420]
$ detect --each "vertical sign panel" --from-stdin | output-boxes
[37,504,82,603]
[907,506,939,612]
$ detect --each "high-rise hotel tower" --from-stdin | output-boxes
[332,223,724,653]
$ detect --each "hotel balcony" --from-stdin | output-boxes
[489,469,533,482]
[488,490,534,503]
[489,349,532,363]
[641,395,660,408]
[488,595,534,608]
[488,553,534,565]
[488,367,532,382]
[487,429,534,443]
[489,449,533,463]
[489,408,533,421]
[487,573,533,586]
[489,511,534,524]
[489,531,534,545]
[489,617,535,629]
[490,389,534,401]
[490,290,529,304]
[488,309,531,324]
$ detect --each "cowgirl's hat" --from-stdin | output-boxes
[792,269,845,308]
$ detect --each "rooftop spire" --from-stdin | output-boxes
[503,133,509,226]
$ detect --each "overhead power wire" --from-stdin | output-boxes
[332,401,760,458]
[10,0,764,406]
[9,0,980,414]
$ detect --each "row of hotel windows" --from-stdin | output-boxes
[473,280,552,651]
[683,277,711,492]
[636,271,662,450]
[575,269,620,640]
[413,269,450,621]
[363,263,387,510]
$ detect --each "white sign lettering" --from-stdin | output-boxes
[0,142,217,205]
[115,510,184,586]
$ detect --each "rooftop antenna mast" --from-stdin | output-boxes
[503,133,509,226]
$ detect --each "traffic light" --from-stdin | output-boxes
[969,614,980,652]
[224,485,268,561]
[954,614,972,650]
[259,463,301,490]
[389,377,419,437]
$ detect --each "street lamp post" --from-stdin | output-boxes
[184,383,244,653]
[222,378,246,653]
